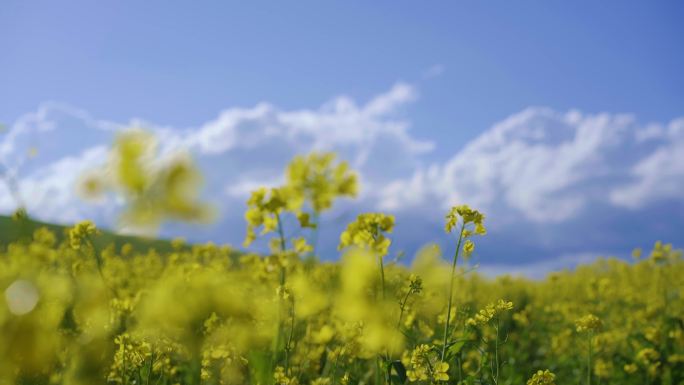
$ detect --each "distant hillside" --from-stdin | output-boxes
[0,214,181,252]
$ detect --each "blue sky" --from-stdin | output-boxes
[1,1,683,276]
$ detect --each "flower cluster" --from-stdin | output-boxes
[467,299,514,326]
[647,240,682,264]
[243,187,291,247]
[404,344,449,383]
[526,369,556,385]
[68,220,98,250]
[444,204,486,258]
[274,366,299,385]
[79,129,212,230]
[285,152,358,213]
[244,152,356,248]
[338,213,395,257]
[11,207,28,222]
[445,204,485,235]
[575,314,602,333]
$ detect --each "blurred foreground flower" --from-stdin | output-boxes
[78,129,213,232]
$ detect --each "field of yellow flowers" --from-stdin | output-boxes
[1,139,683,385]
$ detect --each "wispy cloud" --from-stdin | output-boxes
[422,64,445,79]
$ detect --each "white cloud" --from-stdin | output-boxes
[0,146,112,223]
[167,83,431,165]
[0,83,432,226]
[1,84,683,273]
[379,107,684,223]
[183,103,275,155]
[610,118,684,208]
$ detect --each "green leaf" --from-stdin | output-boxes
[390,360,407,384]
[447,339,467,357]
[247,350,272,385]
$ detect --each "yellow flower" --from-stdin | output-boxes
[445,205,486,260]
[526,369,556,385]
[445,204,485,234]
[274,366,296,385]
[433,361,449,381]
[575,314,601,333]
[68,220,99,250]
[292,237,313,254]
[594,358,612,379]
[405,344,449,383]
[467,300,514,326]
[636,348,659,365]
[243,187,289,247]
[285,152,358,213]
[80,129,212,230]
[338,213,395,257]
[11,207,28,221]
[496,299,514,311]
[463,240,475,256]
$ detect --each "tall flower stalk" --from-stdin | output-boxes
[441,205,486,362]
[441,223,466,361]
[576,314,601,385]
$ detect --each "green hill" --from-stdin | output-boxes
[0,214,180,252]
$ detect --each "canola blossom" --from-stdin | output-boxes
[0,136,682,385]
[78,130,213,232]
[338,213,395,257]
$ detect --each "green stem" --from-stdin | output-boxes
[441,224,466,362]
[397,289,413,329]
[457,355,463,383]
[494,320,500,385]
[375,358,381,385]
[146,354,155,385]
[378,255,386,301]
[85,235,117,297]
[310,211,320,258]
[377,255,392,381]
[276,213,287,254]
[330,355,339,385]
[123,341,127,385]
[385,360,392,385]
[86,235,105,280]
[274,212,287,369]
[284,299,296,371]
[588,332,593,385]
[276,213,287,286]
